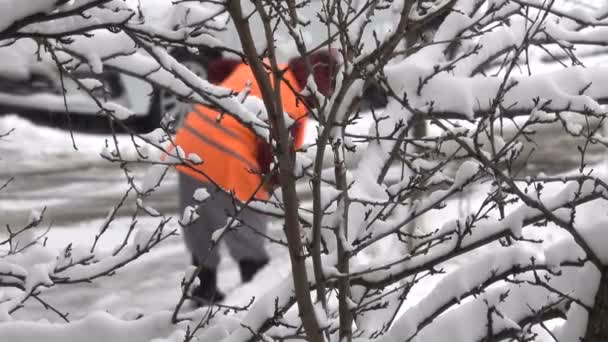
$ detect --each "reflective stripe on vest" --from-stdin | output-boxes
[175,63,307,202]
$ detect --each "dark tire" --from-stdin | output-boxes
[0,48,220,134]
[0,107,120,134]
[0,70,143,134]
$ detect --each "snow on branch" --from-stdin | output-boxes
[350,177,604,288]
[386,62,607,120]
[5,0,608,341]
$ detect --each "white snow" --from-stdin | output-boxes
[192,188,210,202]
[0,0,58,32]
[3,0,608,341]
[141,165,170,194]
[104,102,134,121]
[0,311,184,342]
[3,111,608,341]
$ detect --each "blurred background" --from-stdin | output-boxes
[0,0,605,230]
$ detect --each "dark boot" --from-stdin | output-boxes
[191,266,225,305]
[238,258,269,283]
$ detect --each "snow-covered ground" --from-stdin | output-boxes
[1,0,608,340]
[0,115,447,340]
[0,115,294,341]
[1,102,607,341]
[0,117,597,341]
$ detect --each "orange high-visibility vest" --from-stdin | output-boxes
[175,63,308,202]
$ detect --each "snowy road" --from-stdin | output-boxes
[0,116,293,326]
[0,114,177,228]
[1,164,178,228]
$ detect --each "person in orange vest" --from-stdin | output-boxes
[175,50,338,304]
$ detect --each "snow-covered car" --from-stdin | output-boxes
[0,41,221,134]
[0,0,230,134]
[0,0,393,134]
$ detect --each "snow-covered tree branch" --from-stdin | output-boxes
[3,0,608,341]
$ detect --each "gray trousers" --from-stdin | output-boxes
[179,173,270,269]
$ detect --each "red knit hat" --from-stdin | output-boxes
[206,50,339,101]
[288,49,339,98]
[206,58,242,84]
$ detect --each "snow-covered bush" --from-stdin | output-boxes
[3,0,608,341]
[211,1,608,341]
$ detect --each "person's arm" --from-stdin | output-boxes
[289,116,308,150]
[256,113,308,193]
[256,136,278,193]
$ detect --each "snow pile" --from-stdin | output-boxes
[0,115,149,174]
[0,311,183,342]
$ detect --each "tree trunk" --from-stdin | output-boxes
[226,2,324,341]
[585,267,608,341]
